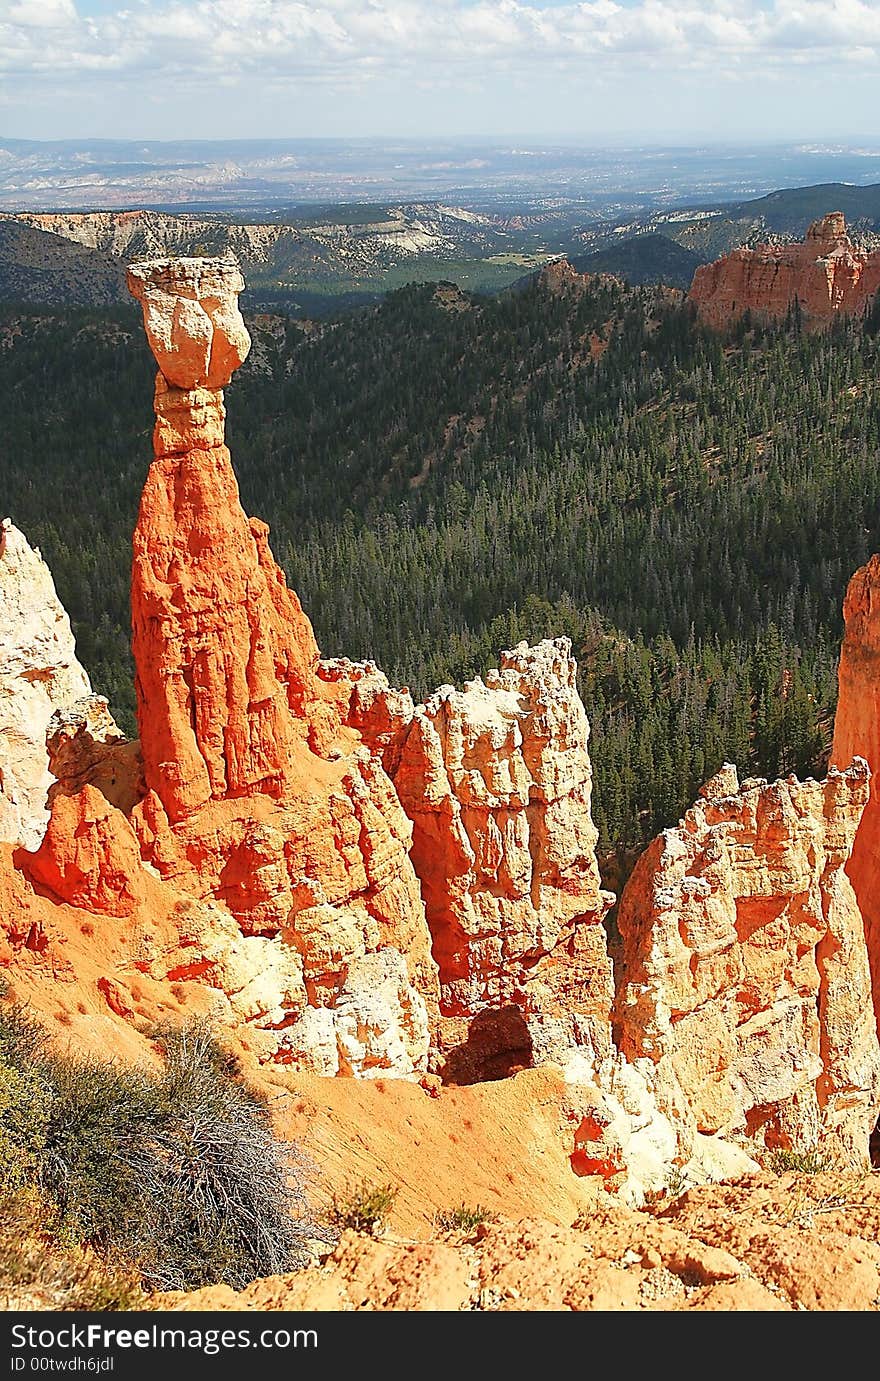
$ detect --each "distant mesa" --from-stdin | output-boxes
[0,219,126,308]
[689,213,880,330]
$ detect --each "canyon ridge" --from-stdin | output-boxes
[3,249,880,1312]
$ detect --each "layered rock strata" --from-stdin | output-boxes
[616,762,880,1167]
[405,642,615,1076]
[689,213,880,330]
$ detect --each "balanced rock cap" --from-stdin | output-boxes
[806,211,848,247]
[127,255,251,390]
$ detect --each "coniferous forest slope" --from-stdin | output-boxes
[2,273,880,862]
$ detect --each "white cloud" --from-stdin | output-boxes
[1,0,878,89]
[2,0,77,28]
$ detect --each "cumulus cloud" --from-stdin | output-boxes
[1,0,878,86]
[2,0,77,28]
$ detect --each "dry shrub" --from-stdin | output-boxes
[0,1010,326,1292]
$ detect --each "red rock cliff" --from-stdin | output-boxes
[689,213,880,331]
[831,555,880,1036]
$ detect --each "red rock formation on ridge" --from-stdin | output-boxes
[538,258,595,295]
[616,762,880,1167]
[689,213,880,330]
[831,554,880,1034]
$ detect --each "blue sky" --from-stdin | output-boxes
[1,1,879,142]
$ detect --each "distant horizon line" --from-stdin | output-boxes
[4,134,880,149]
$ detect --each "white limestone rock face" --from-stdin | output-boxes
[273,948,430,1078]
[0,520,92,848]
[615,759,880,1169]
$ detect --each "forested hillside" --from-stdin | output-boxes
[0,222,126,306]
[2,275,880,863]
[571,234,703,288]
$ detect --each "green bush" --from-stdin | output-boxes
[769,1148,832,1176]
[329,1179,398,1236]
[436,1203,499,1234]
[0,1011,325,1292]
[0,1006,52,1192]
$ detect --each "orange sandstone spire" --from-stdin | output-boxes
[126,256,438,1074]
[832,555,880,1035]
[128,257,328,822]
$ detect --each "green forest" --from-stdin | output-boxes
[2,274,880,868]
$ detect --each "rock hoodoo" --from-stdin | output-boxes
[397,641,614,1077]
[831,555,880,1036]
[126,255,438,1076]
[616,762,880,1167]
[689,213,880,331]
[323,641,616,1079]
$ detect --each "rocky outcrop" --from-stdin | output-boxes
[326,643,615,1079]
[7,245,880,1203]
[391,641,615,1078]
[616,762,880,1167]
[0,255,623,1097]
[831,555,880,1035]
[318,659,415,778]
[46,695,143,815]
[159,1171,880,1312]
[0,519,92,849]
[538,258,594,295]
[23,784,147,918]
[15,256,623,1090]
[125,255,438,1076]
[689,213,880,330]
